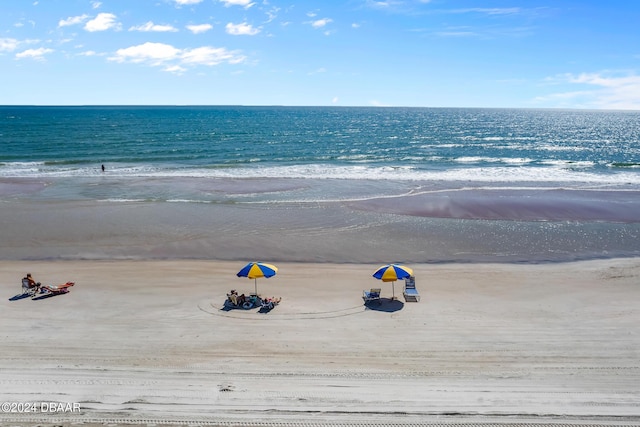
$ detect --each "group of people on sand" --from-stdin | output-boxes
[227,289,281,310]
[19,273,75,298]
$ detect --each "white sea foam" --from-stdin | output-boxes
[454,156,533,164]
[2,161,640,187]
[166,199,212,203]
[99,198,148,203]
[540,159,595,168]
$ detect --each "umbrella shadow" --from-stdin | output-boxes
[365,298,404,313]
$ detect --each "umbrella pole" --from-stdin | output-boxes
[392,281,395,300]
[254,278,257,296]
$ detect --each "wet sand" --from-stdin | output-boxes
[1,258,639,426]
[1,192,639,263]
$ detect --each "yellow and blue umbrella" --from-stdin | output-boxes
[237,262,278,295]
[372,263,413,299]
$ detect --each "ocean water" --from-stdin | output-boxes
[2,106,640,184]
[1,106,640,262]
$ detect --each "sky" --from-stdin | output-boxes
[1,0,639,109]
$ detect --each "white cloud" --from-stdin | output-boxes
[567,72,631,87]
[110,42,179,65]
[164,64,187,74]
[175,0,202,4]
[219,0,255,9]
[58,14,89,28]
[225,22,260,35]
[538,72,640,110]
[568,72,640,110]
[0,38,19,52]
[450,8,522,16]
[365,0,403,9]
[17,20,36,29]
[129,22,178,32]
[265,7,280,23]
[84,13,119,32]
[186,24,213,34]
[109,42,246,71]
[311,18,332,29]
[181,46,245,65]
[15,47,54,60]
[92,1,102,9]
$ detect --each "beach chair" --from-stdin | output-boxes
[22,278,40,296]
[363,288,381,305]
[403,276,420,302]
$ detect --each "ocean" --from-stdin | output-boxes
[1,106,640,262]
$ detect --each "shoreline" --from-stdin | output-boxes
[2,258,639,426]
[3,253,640,265]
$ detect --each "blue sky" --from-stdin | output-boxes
[1,0,639,109]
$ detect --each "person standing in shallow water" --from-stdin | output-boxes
[101,164,105,172]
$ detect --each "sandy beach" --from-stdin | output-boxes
[1,258,639,426]
[3,88,640,427]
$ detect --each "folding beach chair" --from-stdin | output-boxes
[403,276,420,302]
[22,278,40,296]
[363,288,381,305]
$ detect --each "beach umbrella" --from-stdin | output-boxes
[372,264,413,299]
[236,262,278,295]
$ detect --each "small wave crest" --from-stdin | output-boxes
[609,162,640,168]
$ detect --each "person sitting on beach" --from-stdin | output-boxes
[227,290,239,306]
[262,297,281,310]
[22,273,41,293]
[24,273,39,287]
[237,293,247,305]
